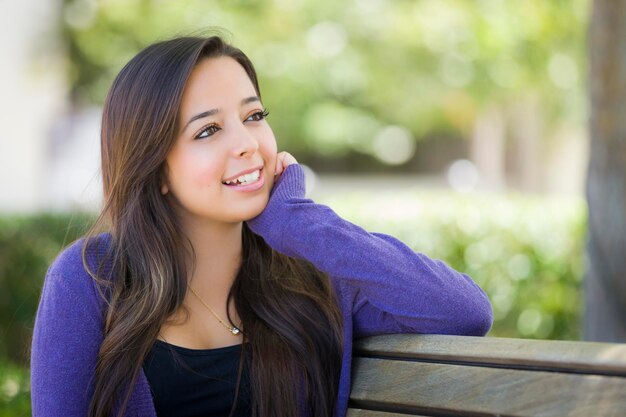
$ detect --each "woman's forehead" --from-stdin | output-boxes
[180,56,257,113]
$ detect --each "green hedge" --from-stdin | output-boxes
[0,193,585,414]
[0,213,94,365]
[0,361,29,416]
[0,213,93,415]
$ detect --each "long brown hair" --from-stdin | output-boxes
[82,35,344,417]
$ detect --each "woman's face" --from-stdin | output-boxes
[163,56,278,227]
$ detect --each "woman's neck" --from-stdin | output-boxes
[183,219,243,303]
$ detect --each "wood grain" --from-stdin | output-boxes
[350,357,626,417]
[353,334,626,375]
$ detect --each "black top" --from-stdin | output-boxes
[143,340,251,417]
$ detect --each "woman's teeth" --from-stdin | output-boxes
[223,169,261,185]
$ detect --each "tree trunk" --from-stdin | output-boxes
[584,0,626,341]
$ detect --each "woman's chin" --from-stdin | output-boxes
[242,206,267,222]
[235,197,269,222]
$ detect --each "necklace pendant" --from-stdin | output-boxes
[231,327,240,335]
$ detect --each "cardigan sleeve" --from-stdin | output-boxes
[30,238,105,416]
[246,164,493,338]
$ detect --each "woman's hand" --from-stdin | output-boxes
[248,150,303,233]
[274,151,298,178]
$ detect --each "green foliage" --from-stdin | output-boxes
[318,190,585,340]
[60,0,589,165]
[0,213,94,365]
[0,361,30,417]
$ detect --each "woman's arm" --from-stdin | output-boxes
[247,162,493,338]
[30,240,104,416]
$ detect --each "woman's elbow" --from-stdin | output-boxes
[460,293,494,336]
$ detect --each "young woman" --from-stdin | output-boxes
[30,35,493,417]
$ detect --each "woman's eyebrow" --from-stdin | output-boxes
[182,96,260,132]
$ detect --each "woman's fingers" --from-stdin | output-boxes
[274,153,284,176]
[275,151,298,176]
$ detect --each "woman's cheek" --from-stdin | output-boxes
[260,125,278,154]
[190,156,223,189]
[259,140,278,174]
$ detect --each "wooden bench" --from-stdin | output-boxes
[347,334,626,417]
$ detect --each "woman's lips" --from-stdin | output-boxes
[222,167,265,192]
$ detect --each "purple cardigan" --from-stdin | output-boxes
[31,164,493,417]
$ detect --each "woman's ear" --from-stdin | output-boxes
[161,183,169,195]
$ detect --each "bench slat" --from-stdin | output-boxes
[350,357,626,417]
[354,334,626,375]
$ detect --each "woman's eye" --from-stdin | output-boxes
[195,124,220,139]
[246,109,270,122]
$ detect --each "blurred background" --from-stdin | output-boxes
[0,0,605,413]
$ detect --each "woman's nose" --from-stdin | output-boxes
[230,122,259,157]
